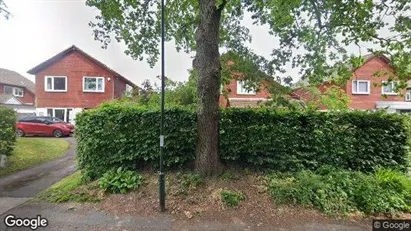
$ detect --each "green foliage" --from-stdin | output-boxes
[0,106,16,156]
[87,0,411,88]
[219,171,239,181]
[268,167,411,216]
[98,167,144,194]
[76,103,410,179]
[220,190,245,207]
[37,172,101,203]
[179,172,203,189]
[119,77,198,109]
[175,172,203,195]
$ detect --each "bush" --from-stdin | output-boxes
[220,190,245,207]
[76,103,411,179]
[0,106,17,156]
[267,167,411,215]
[99,167,144,194]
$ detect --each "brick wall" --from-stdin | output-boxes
[0,83,35,105]
[220,79,271,108]
[35,51,118,108]
[347,56,404,110]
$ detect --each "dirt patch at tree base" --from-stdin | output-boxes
[88,172,380,230]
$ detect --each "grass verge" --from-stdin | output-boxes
[37,171,102,203]
[0,138,70,176]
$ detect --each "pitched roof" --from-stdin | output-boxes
[0,94,22,105]
[27,45,136,87]
[0,68,35,93]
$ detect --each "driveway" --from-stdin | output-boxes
[0,137,76,214]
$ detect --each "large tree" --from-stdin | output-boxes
[86,0,411,175]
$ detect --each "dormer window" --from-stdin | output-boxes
[4,86,24,97]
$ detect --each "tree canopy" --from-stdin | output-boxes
[87,0,411,85]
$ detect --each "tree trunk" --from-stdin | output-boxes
[193,0,224,176]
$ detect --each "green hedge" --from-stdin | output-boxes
[0,106,17,156]
[76,103,411,179]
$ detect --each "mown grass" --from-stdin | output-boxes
[0,138,70,176]
[37,171,102,203]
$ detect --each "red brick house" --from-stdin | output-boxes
[292,54,411,113]
[27,45,135,123]
[219,79,271,108]
[0,68,36,117]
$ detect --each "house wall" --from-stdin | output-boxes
[34,50,116,109]
[0,83,35,105]
[347,56,404,110]
[220,79,271,108]
[223,79,271,99]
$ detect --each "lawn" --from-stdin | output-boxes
[0,138,70,176]
[37,171,102,203]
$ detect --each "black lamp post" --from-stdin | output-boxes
[159,0,166,212]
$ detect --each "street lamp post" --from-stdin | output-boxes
[159,0,166,212]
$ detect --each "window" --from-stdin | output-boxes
[46,108,73,123]
[83,77,105,92]
[4,86,24,97]
[4,86,12,94]
[382,81,398,95]
[237,81,256,95]
[13,87,24,97]
[406,91,411,101]
[45,76,67,92]
[352,80,370,94]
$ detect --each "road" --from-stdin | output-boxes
[0,137,76,215]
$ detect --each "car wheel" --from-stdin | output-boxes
[16,129,25,137]
[53,129,63,138]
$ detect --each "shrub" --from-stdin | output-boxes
[220,190,245,207]
[179,172,203,189]
[268,168,411,215]
[99,167,144,194]
[0,106,17,156]
[76,103,411,179]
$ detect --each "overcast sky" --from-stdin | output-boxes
[0,0,280,86]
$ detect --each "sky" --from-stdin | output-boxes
[0,0,278,86]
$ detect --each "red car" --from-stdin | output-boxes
[16,116,75,138]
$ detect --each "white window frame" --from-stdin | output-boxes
[4,86,24,97]
[237,81,256,95]
[406,91,411,102]
[45,76,68,92]
[46,108,74,123]
[83,76,105,93]
[352,80,370,95]
[13,87,24,97]
[381,81,398,95]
